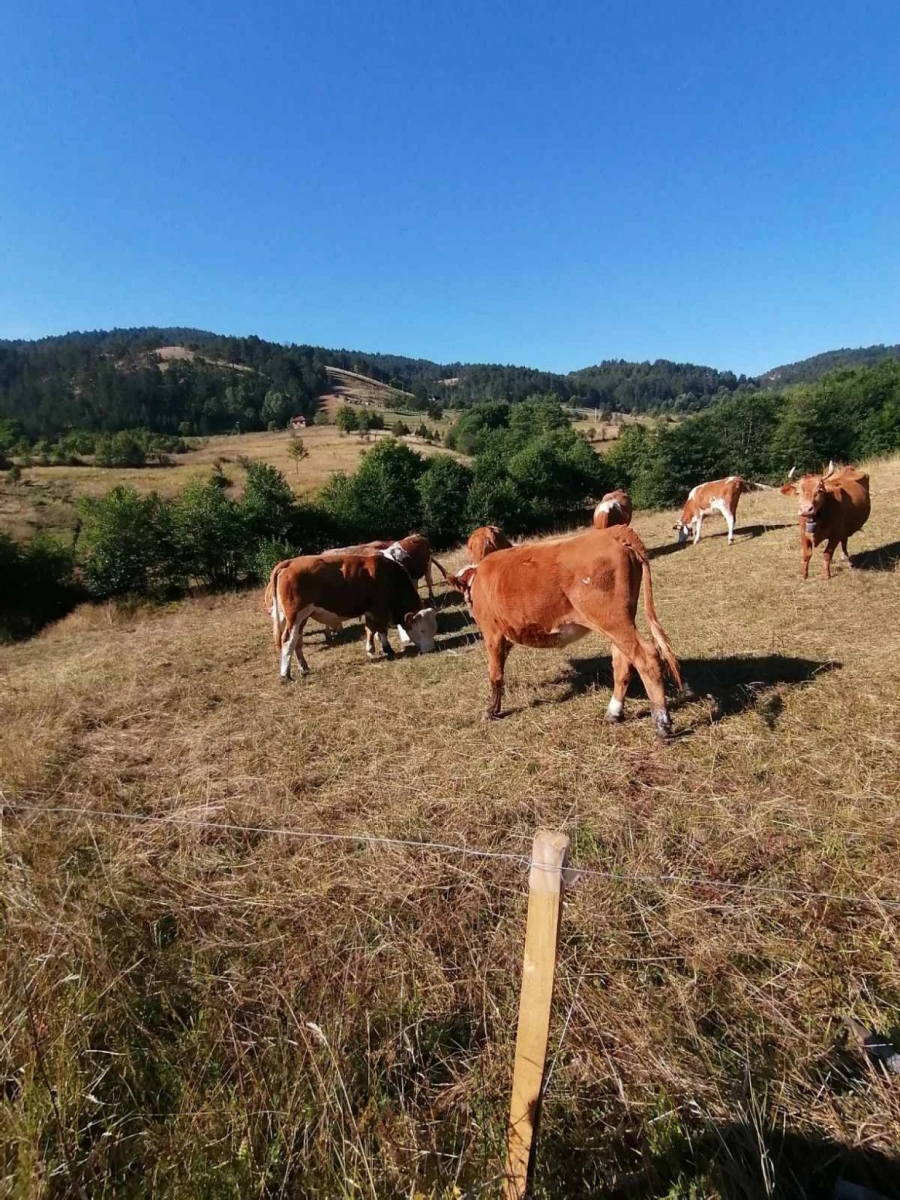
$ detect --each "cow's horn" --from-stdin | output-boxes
[825,459,835,478]
[787,466,796,480]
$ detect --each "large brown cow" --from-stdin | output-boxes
[323,534,445,604]
[450,526,682,738]
[592,490,633,530]
[466,525,513,564]
[676,476,746,546]
[266,554,437,679]
[780,462,870,579]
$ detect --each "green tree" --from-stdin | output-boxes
[418,455,474,548]
[335,405,359,434]
[76,487,176,598]
[287,434,309,475]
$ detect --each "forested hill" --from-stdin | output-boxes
[2,325,898,439]
[762,343,900,388]
[0,326,755,438]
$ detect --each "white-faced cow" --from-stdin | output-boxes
[448,526,682,738]
[676,476,746,546]
[780,461,870,579]
[266,554,437,679]
[592,490,633,530]
[466,525,513,565]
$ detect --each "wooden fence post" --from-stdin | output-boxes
[503,829,571,1200]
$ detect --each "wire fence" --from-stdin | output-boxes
[12,803,900,913]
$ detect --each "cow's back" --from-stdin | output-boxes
[472,528,639,632]
[829,469,870,537]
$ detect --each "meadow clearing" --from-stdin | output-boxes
[2,460,900,1196]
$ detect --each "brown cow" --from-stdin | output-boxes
[466,525,513,564]
[675,476,746,546]
[452,526,682,738]
[323,534,445,604]
[266,554,437,679]
[592,490,633,530]
[780,462,870,579]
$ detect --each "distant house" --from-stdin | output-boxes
[289,415,307,429]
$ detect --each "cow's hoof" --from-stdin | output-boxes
[605,710,624,725]
[483,709,501,722]
[280,675,293,685]
[653,711,673,740]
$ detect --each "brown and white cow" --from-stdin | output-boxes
[323,534,445,605]
[466,525,513,565]
[780,461,870,579]
[592,490,633,530]
[266,554,437,679]
[676,476,746,546]
[450,526,682,738]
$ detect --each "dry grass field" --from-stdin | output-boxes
[3,461,900,1196]
[0,423,456,543]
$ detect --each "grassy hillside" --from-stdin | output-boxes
[3,459,900,1195]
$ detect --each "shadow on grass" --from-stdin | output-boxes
[552,652,840,727]
[852,539,900,572]
[536,1117,900,1199]
[648,523,792,560]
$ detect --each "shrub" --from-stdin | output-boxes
[76,487,176,599]
[0,532,80,640]
[319,440,425,539]
[418,455,474,548]
[170,480,246,589]
[94,431,147,468]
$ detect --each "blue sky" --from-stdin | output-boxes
[2,0,898,374]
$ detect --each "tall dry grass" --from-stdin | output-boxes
[2,460,900,1196]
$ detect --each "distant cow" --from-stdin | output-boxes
[266,554,437,679]
[323,534,445,605]
[676,476,746,546]
[466,525,512,565]
[449,526,682,738]
[592,490,632,530]
[780,462,870,579]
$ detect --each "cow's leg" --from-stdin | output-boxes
[365,613,394,660]
[822,537,838,580]
[693,515,703,545]
[424,560,437,606]
[606,645,633,723]
[587,619,671,738]
[724,507,736,544]
[293,619,311,676]
[484,636,510,719]
[800,528,812,579]
[841,538,853,569]
[280,606,312,680]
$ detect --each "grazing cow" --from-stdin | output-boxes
[780,462,870,579]
[592,490,633,530]
[676,476,746,546]
[450,526,682,738]
[466,525,513,565]
[266,554,437,679]
[323,534,445,605]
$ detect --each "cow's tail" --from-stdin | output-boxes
[741,478,777,492]
[620,529,683,689]
[431,556,450,581]
[267,562,287,650]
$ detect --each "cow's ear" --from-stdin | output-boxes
[404,611,417,628]
[780,483,796,496]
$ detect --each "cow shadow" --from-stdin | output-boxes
[536,1116,900,1198]
[553,652,840,727]
[437,607,482,651]
[852,539,900,572]
[648,524,791,560]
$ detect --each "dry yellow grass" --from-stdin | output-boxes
[0,424,456,541]
[2,461,900,1195]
